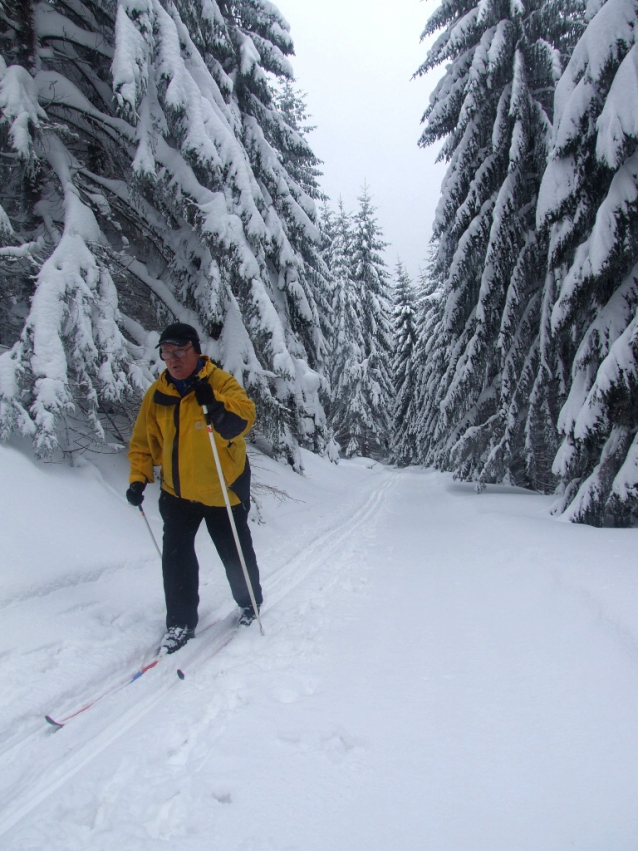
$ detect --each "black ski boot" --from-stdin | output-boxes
[238,606,260,626]
[160,625,195,655]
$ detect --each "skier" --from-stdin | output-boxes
[126,322,263,653]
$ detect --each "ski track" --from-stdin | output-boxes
[0,467,399,838]
[264,466,398,607]
[0,610,236,764]
[0,613,245,838]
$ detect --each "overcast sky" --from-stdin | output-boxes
[275,0,446,282]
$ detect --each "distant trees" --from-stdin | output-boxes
[392,261,418,465]
[0,0,328,465]
[321,187,394,458]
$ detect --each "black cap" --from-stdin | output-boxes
[156,322,201,352]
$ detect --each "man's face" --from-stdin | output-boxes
[159,342,200,381]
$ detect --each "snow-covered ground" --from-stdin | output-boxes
[1,440,637,850]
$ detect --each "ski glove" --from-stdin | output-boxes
[194,381,223,414]
[126,481,146,506]
[194,380,248,439]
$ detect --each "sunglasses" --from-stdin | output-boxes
[159,344,194,361]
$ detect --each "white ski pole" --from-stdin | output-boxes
[139,505,162,558]
[203,405,264,635]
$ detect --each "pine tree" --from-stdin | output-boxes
[0,0,145,456]
[0,0,328,464]
[318,200,336,265]
[413,0,585,486]
[271,79,324,201]
[392,260,418,464]
[315,198,336,368]
[537,0,638,525]
[403,260,445,467]
[345,185,394,457]
[324,200,364,456]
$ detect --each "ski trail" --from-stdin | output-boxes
[0,467,398,839]
[0,608,227,763]
[0,614,239,837]
[264,467,399,607]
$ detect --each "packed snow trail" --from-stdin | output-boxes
[0,452,399,840]
[1,449,638,849]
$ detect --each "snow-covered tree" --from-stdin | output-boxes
[331,187,394,456]
[392,260,418,464]
[318,200,336,265]
[324,200,363,456]
[321,190,392,459]
[537,0,638,525]
[0,0,146,456]
[271,79,324,201]
[412,0,585,488]
[398,260,445,467]
[0,0,328,464]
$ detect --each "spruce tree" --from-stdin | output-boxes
[0,0,328,464]
[537,0,638,525]
[392,260,418,464]
[413,0,585,486]
[346,185,394,457]
[271,79,324,201]
[324,200,365,456]
[0,0,145,455]
[401,262,445,467]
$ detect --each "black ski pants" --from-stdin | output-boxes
[159,490,262,630]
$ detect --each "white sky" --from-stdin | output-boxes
[276,0,446,282]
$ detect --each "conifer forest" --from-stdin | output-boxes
[1,0,638,528]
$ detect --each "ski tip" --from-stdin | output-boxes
[45,715,64,729]
[177,669,185,680]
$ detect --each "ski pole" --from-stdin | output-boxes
[203,404,264,635]
[139,505,162,558]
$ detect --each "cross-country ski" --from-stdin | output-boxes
[43,613,244,728]
[44,658,159,729]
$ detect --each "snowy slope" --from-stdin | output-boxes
[1,442,637,849]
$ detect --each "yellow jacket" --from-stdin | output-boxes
[128,357,255,507]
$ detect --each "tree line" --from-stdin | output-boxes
[396,0,638,527]
[1,0,637,528]
[0,0,329,468]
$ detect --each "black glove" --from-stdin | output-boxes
[126,481,146,506]
[194,379,246,438]
[194,381,224,415]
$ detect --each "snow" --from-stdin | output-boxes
[1,442,637,848]
[0,63,47,158]
[487,20,513,73]
[446,8,480,58]
[112,2,152,118]
[596,43,638,168]
[589,150,638,276]
[611,431,638,502]
[35,4,114,59]
[552,0,638,156]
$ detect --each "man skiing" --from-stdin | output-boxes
[126,322,262,654]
